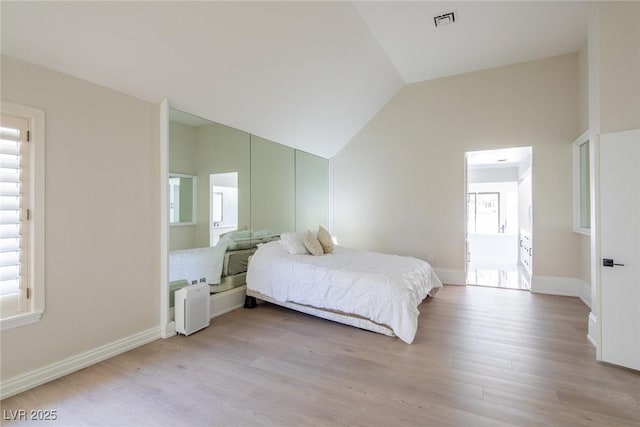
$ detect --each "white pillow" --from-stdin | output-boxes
[279,232,310,255]
[303,231,324,256]
[317,225,334,254]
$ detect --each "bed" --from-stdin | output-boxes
[213,232,279,291]
[169,230,279,297]
[246,240,443,343]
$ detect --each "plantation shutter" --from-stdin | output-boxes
[0,114,29,314]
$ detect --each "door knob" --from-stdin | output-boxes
[603,258,624,267]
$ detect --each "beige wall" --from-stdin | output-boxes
[334,54,581,279]
[1,55,159,380]
[169,121,197,250]
[577,43,589,135]
[599,1,640,133]
[579,233,591,286]
[578,235,591,284]
[587,1,640,317]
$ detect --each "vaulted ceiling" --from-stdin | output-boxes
[1,1,588,158]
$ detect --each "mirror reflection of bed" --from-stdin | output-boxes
[209,229,279,294]
[167,107,330,322]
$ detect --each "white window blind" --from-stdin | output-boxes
[0,114,29,316]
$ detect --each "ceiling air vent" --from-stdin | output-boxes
[434,11,456,28]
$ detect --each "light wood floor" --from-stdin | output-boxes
[2,285,639,426]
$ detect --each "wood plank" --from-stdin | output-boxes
[2,285,639,426]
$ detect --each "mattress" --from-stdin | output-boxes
[210,273,247,294]
[168,231,279,286]
[222,248,254,276]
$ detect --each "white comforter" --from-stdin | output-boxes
[246,241,443,343]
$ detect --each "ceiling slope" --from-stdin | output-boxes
[1,1,403,158]
[1,2,589,157]
[353,1,588,83]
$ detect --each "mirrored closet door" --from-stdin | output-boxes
[167,107,330,321]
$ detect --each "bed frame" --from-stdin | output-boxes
[244,289,395,337]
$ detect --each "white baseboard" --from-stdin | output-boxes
[162,320,176,338]
[531,275,591,308]
[587,312,597,348]
[433,268,465,285]
[0,326,160,400]
[433,271,591,307]
[578,280,591,308]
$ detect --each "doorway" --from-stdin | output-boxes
[209,172,239,246]
[465,147,532,289]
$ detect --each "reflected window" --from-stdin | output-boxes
[169,174,196,225]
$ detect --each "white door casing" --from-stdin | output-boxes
[599,129,640,371]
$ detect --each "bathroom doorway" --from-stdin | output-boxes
[465,147,532,289]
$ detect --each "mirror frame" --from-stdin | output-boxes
[169,172,197,226]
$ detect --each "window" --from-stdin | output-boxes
[169,173,196,225]
[0,102,45,330]
[573,132,590,235]
[467,192,500,234]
